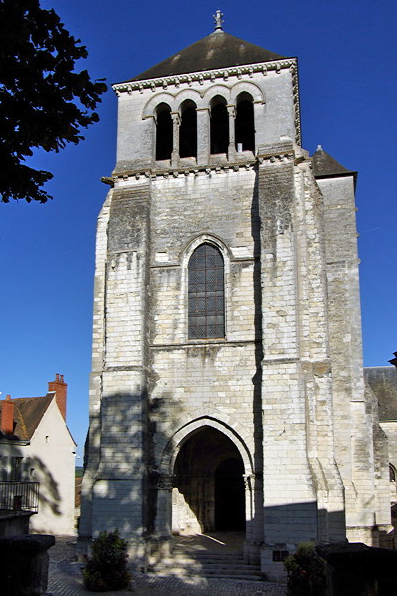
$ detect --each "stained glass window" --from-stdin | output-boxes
[188,244,225,339]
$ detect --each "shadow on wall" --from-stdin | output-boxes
[29,454,62,533]
[0,444,61,535]
[81,390,352,539]
[81,390,189,540]
[80,387,396,586]
[30,455,61,516]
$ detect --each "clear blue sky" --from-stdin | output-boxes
[1,0,396,461]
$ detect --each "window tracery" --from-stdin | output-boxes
[188,243,225,339]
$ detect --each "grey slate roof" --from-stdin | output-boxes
[129,29,286,82]
[364,367,397,421]
[312,147,356,179]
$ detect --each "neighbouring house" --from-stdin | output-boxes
[0,375,76,535]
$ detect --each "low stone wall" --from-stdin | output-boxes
[316,541,397,596]
[0,534,55,596]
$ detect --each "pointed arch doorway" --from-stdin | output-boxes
[171,426,246,535]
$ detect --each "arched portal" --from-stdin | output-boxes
[172,426,246,535]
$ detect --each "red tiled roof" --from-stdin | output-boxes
[0,394,54,441]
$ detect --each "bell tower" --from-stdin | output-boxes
[80,13,391,580]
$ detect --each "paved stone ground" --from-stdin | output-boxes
[48,536,287,596]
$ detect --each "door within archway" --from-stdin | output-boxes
[215,457,245,530]
[172,426,246,534]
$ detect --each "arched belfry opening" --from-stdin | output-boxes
[179,100,197,159]
[210,96,229,155]
[172,426,246,535]
[155,103,173,161]
[235,93,255,153]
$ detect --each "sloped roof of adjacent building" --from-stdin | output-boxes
[364,366,397,421]
[129,29,287,82]
[0,394,54,441]
[312,146,356,179]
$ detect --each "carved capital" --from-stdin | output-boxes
[243,473,256,490]
[171,112,181,126]
[158,474,173,490]
[227,105,236,119]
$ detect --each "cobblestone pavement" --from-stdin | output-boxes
[48,536,287,596]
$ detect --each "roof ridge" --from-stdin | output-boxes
[126,30,287,83]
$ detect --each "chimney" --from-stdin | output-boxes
[48,374,67,421]
[1,395,14,435]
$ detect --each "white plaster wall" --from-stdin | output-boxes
[27,399,76,535]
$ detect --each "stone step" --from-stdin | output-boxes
[156,561,260,572]
[152,555,263,582]
[201,574,263,581]
[170,553,245,562]
[152,569,263,582]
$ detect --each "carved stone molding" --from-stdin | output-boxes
[112,59,298,97]
[111,160,258,185]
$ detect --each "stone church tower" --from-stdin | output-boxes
[80,14,392,579]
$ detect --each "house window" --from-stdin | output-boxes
[11,457,23,481]
[188,243,225,339]
[390,464,396,482]
[235,93,255,152]
[155,103,173,161]
[210,96,229,155]
[179,100,197,159]
[0,456,6,481]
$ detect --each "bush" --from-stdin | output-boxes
[82,529,131,592]
[284,542,326,596]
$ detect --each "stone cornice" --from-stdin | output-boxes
[109,160,258,185]
[112,58,297,95]
[105,148,300,187]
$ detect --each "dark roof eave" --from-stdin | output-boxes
[0,433,30,446]
[315,169,358,190]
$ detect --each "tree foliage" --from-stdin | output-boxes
[0,0,107,203]
[284,542,326,596]
[82,529,131,592]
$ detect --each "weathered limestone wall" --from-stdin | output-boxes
[319,175,391,543]
[80,184,151,548]
[257,144,345,578]
[80,193,111,539]
[146,167,262,551]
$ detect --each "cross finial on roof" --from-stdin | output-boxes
[213,9,224,31]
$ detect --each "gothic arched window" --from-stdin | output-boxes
[188,244,225,339]
[235,93,255,153]
[179,100,197,159]
[210,96,229,155]
[155,103,172,161]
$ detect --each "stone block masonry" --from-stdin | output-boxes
[79,23,392,583]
